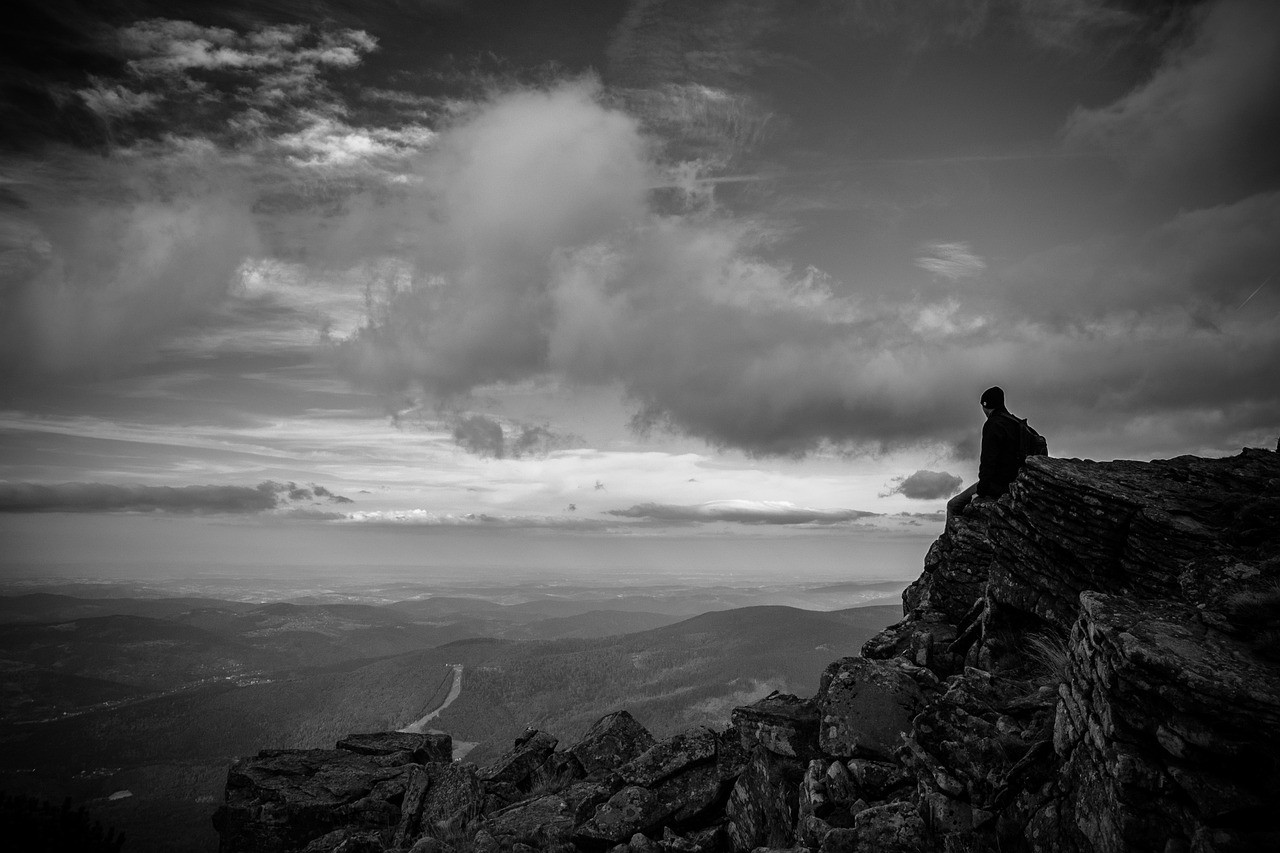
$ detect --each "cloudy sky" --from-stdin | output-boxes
[1,0,1276,583]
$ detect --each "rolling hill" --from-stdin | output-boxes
[432,603,902,763]
[0,588,903,853]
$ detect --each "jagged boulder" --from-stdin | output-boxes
[619,730,718,787]
[654,763,723,825]
[985,449,1280,638]
[574,786,661,845]
[862,502,997,677]
[300,828,385,853]
[487,793,580,847]
[570,711,656,779]
[908,502,997,621]
[394,762,483,849]
[843,758,910,801]
[731,692,819,761]
[479,728,559,807]
[724,746,803,852]
[795,759,864,848]
[860,609,965,676]
[214,748,419,853]
[658,824,724,853]
[816,657,931,761]
[575,726,745,846]
[1054,591,1280,853]
[337,732,452,765]
[818,801,925,853]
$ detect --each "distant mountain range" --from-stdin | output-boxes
[0,583,903,853]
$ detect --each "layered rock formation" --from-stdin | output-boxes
[215,447,1280,853]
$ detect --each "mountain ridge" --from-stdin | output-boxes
[0,592,902,852]
[214,445,1280,853]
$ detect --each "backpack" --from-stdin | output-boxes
[1013,415,1049,459]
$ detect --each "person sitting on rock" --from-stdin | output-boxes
[946,385,1024,523]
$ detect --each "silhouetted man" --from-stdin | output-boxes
[946,386,1024,523]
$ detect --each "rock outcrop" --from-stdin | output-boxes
[215,447,1280,853]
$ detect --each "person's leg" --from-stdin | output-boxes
[946,482,978,524]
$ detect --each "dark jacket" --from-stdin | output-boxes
[977,411,1024,497]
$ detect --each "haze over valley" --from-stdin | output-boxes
[0,575,904,852]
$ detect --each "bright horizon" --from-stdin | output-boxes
[2,0,1277,584]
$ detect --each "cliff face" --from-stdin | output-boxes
[865,449,1280,853]
[215,447,1280,853]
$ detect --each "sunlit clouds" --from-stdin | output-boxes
[85,19,381,134]
[1,0,1278,568]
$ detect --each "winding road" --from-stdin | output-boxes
[399,664,463,734]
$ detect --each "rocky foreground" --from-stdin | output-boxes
[214,446,1280,853]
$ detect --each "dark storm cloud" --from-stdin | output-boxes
[452,414,506,458]
[885,470,963,500]
[1063,0,1280,205]
[450,413,584,459]
[510,424,584,458]
[0,480,351,514]
[335,70,1279,460]
[329,83,999,456]
[607,501,879,525]
[5,0,1277,468]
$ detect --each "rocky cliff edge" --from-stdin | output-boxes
[214,446,1280,853]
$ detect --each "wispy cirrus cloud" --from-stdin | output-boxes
[607,500,878,525]
[914,241,986,281]
[828,0,1146,53]
[607,0,783,89]
[1015,0,1142,52]
[0,480,351,514]
[623,83,776,171]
